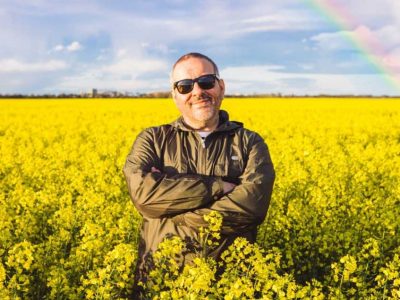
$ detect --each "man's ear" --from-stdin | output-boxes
[171,90,178,104]
[219,79,225,95]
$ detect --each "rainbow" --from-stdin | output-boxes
[309,0,400,94]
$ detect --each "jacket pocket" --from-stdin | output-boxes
[214,157,243,184]
[228,158,243,179]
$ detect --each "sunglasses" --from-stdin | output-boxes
[173,74,220,94]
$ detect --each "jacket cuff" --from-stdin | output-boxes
[210,177,224,201]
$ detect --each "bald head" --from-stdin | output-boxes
[172,52,220,77]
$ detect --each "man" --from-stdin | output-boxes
[123,52,275,288]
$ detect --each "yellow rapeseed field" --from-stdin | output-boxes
[0,98,399,299]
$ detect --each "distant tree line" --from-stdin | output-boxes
[0,91,172,99]
[0,92,398,99]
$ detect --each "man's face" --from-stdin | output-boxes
[171,57,225,128]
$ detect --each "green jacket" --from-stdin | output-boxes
[123,110,275,283]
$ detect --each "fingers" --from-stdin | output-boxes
[151,167,161,173]
[222,181,236,194]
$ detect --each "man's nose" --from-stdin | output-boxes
[191,81,203,95]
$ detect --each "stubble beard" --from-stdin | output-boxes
[192,103,216,122]
[181,91,222,130]
[190,96,221,128]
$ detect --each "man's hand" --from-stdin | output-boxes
[222,181,236,194]
[151,167,161,173]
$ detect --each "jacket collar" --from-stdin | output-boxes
[170,110,243,132]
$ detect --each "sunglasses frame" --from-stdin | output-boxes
[173,74,220,94]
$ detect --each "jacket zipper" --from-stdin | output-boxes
[197,134,207,175]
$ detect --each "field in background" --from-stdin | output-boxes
[1,98,399,298]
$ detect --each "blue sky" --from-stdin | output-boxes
[1,0,400,95]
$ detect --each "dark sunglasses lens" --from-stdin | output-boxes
[198,75,216,90]
[176,80,193,94]
[175,75,217,94]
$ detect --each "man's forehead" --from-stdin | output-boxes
[172,57,214,79]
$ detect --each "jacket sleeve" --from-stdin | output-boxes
[172,133,275,234]
[123,128,224,219]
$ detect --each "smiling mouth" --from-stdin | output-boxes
[191,97,212,106]
[194,99,210,105]
[192,101,212,110]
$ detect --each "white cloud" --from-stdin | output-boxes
[102,57,168,75]
[53,44,64,52]
[50,41,82,53]
[298,64,314,70]
[326,0,400,29]
[116,48,127,58]
[374,25,400,50]
[309,24,400,73]
[72,1,323,50]
[0,59,68,72]
[237,9,317,33]
[221,65,400,96]
[310,28,359,51]
[56,72,167,93]
[140,43,171,55]
[222,65,286,82]
[54,56,169,92]
[66,41,82,52]
[382,47,400,70]
[310,25,400,53]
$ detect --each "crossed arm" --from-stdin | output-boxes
[123,129,275,233]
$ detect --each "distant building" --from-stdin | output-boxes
[90,89,98,97]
